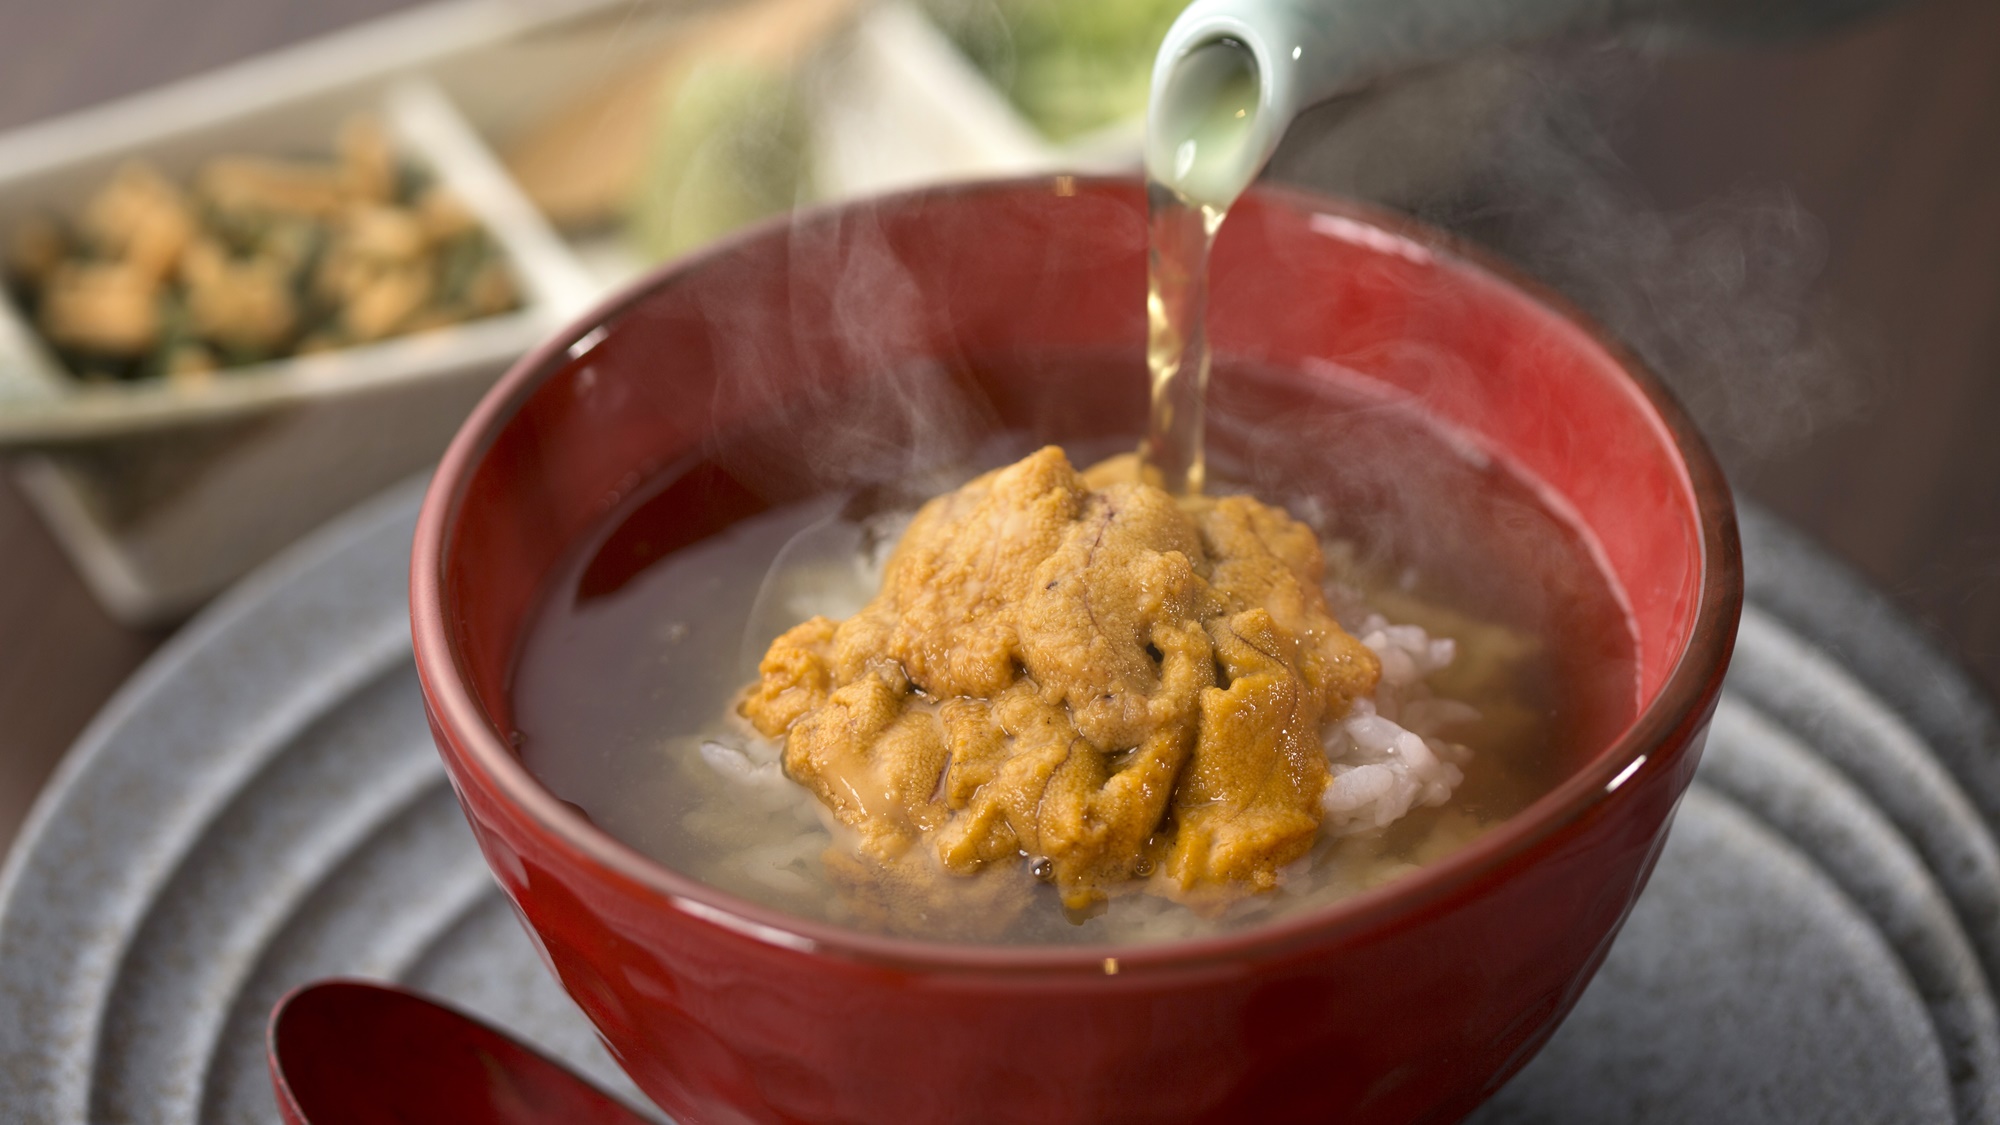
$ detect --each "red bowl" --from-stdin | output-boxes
[411,178,1740,1125]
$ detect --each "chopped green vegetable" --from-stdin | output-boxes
[922,0,1188,141]
[627,60,813,261]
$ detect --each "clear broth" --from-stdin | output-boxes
[511,361,1638,945]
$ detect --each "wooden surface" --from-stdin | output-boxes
[1623,0,2000,694]
[1,0,1997,857]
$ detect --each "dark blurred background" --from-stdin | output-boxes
[2,0,1997,855]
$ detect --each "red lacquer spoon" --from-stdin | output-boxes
[267,979,654,1124]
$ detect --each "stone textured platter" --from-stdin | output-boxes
[1,480,1995,1125]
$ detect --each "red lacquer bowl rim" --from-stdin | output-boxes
[410,176,1743,976]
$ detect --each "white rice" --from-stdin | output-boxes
[1319,613,1474,835]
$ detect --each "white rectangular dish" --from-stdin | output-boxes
[0,0,1118,624]
[0,75,590,621]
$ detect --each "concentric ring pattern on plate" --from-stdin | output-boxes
[1,490,1995,1125]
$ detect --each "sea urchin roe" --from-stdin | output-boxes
[739,446,1381,919]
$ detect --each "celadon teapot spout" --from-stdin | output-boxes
[1146,0,1909,209]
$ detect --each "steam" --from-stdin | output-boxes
[688,197,1006,504]
[1271,44,1872,476]
[680,38,1871,634]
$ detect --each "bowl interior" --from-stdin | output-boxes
[430,177,1719,910]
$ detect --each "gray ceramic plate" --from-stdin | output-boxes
[1,483,1995,1125]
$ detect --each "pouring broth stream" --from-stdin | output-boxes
[1142,37,1262,495]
